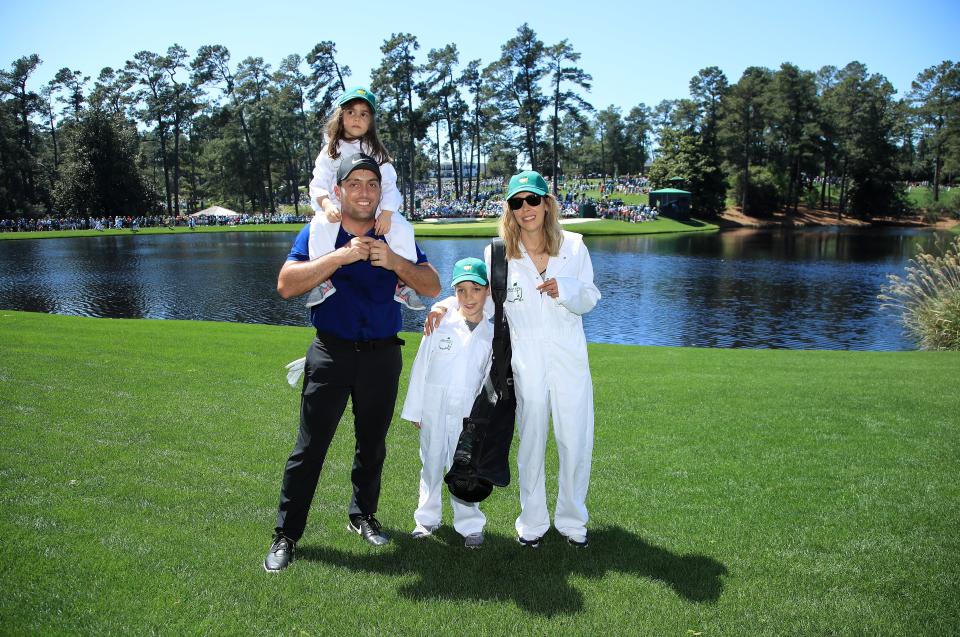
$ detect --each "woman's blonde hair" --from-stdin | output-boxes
[499,193,564,260]
[324,99,391,164]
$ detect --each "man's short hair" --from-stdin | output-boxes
[337,153,382,184]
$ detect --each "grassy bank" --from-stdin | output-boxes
[412,216,716,237]
[0,217,717,241]
[0,223,303,241]
[1,311,958,635]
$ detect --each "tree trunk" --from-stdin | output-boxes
[232,103,263,210]
[741,155,750,215]
[172,113,182,217]
[435,119,442,199]
[933,152,942,202]
[552,96,560,195]
[820,157,829,210]
[154,115,173,216]
[406,82,416,217]
[47,113,59,170]
[837,161,848,220]
[298,96,313,194]
[457,124,465,201]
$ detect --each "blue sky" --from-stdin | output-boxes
[2,0,958,112]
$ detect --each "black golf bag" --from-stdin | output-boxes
[444,238,516,503]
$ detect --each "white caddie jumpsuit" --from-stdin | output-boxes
[401,309,493,537]
[484,230,600,541]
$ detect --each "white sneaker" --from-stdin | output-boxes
[304,280,336,308]
[411,523,440,539]
[395,283,425,310]
[464,532,484,549]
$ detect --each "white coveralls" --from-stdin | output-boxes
[401,308,493,537]
[307,138,415,262]
[485,230,600,541]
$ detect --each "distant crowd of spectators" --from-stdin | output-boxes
[2,174,663,231]
[0,211,310,233]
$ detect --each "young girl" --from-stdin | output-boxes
[401,258,492,548]
[305,86,423,310]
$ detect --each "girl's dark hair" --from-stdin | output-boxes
[324,99,392,165]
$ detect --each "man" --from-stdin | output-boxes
[264,153,441,572]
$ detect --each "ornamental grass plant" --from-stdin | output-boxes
[880,235,960,350]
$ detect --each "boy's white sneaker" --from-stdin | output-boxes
[411,523,440,539]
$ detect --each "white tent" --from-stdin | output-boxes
[189,206,240,218]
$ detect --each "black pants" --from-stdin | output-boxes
[274,333,403,542]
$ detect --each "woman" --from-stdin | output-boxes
[428,170,600,547]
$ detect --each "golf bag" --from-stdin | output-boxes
[444,238,516,503]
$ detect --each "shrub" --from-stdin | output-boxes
[729,166,782,217]
[880,236,960,350]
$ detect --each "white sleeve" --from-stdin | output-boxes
[384,211,417,261]
[400,333,433,423]
[555,237,601,316]
[309,148,336,212]
[431,295,459,313]
[378,161,403,213]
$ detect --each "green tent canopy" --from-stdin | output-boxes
[648,188,691,220]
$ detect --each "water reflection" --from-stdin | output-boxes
[0,227,952,350]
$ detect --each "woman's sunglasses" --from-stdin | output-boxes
[507,194,543,210]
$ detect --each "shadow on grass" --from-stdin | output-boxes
[298,525,727,616]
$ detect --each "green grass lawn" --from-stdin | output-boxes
[412,217,716,237]
[1,311,957,635]
[0,217,718,241]
[906,186,960,209]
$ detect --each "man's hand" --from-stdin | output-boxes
[423,307,446,335]
[339,235,373,264]
[368,239,400,271]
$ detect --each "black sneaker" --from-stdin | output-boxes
[263,534,295,572]
[348,514,389,546]
[517,535,542,548]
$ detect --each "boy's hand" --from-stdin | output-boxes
[412,421,422,430]
[375,209,394,236]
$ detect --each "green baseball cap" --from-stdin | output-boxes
[507,170,549,199]
[338,86,376,112]
[451,257,489,287]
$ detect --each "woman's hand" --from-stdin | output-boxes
[537,277,559,298]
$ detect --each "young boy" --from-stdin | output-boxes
[401,257,493,548]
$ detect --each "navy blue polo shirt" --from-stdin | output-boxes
[287,224,429,341]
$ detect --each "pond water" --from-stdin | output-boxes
[0,226,952,350]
